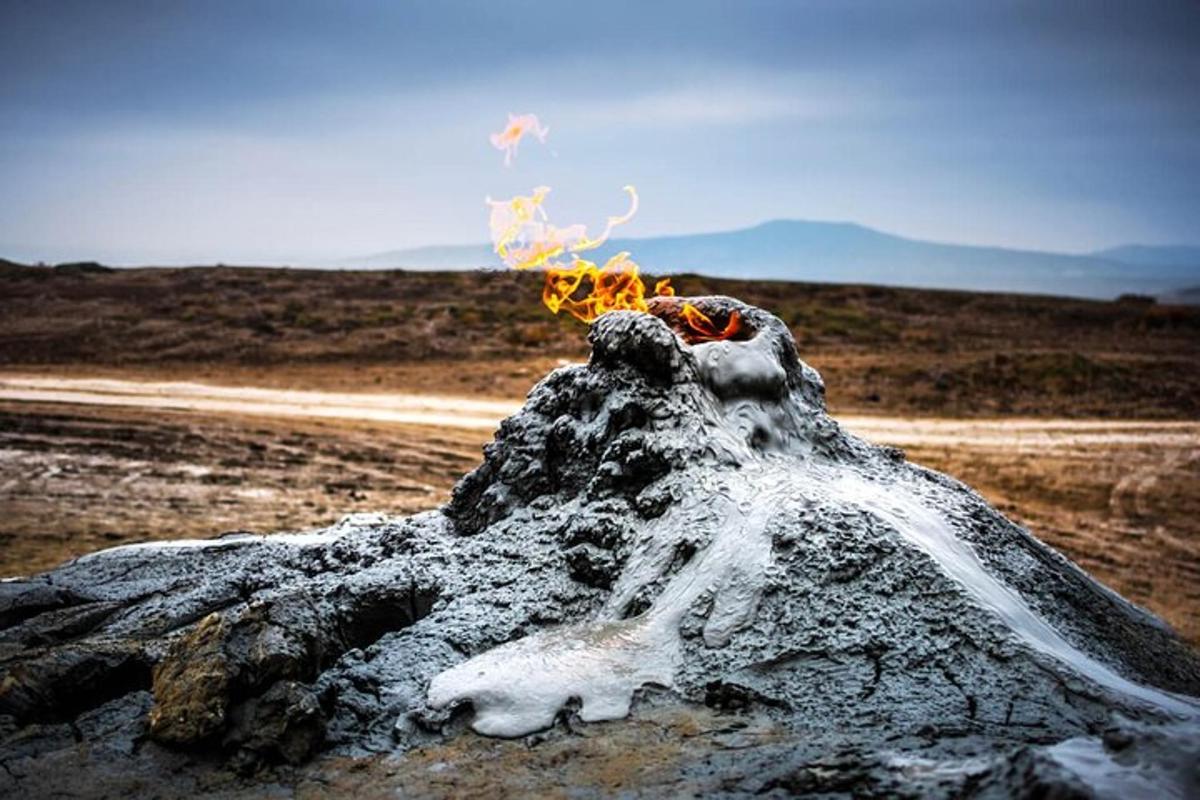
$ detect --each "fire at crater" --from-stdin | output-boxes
[487,184,742,344]
[485,111,741,344]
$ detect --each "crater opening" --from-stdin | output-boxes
[646,296,755,344]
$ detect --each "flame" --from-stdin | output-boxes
[680,304,742,343]
[542,252,654,323]
[487,183,740,342]
[488,185,637,271]
[490,113,549,167]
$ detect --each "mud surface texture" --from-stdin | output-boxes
[2,298,1198,798]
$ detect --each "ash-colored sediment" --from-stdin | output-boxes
[1,297,1198,798]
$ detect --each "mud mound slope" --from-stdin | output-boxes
[2,297,1198,798]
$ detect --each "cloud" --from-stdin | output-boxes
[561,75,874,130]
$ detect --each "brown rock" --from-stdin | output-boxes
[148,612,232,744]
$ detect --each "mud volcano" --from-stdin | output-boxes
[2,297,1198,798]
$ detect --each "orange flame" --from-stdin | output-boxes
[680,304,742,343]
[488,183,740,342]
[542,252,652,322]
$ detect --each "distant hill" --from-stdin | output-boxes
[348,220,1200,300]
[1159,287,1200,306]
[1091,245,1200,304]
[1092,244,1200,269]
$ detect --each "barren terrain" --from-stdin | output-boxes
[3,260,1199,416]
[1,261,1197,645]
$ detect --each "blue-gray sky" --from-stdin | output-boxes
[2,0,1198,264]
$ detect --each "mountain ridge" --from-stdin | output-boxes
[1091,243,1200,268]
[346,219,1200,300]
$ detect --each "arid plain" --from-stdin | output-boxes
[2,261,1198,643]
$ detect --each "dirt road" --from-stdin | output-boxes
[0,375,522,430]
[2,373,1198,644]
[3,375,1196,448]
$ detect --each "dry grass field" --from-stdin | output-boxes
[3,260,1198,416]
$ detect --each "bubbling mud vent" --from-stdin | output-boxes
[2,298,1199,798]
[429,299,1200,743]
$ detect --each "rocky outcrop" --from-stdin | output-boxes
[1,296,1198,798]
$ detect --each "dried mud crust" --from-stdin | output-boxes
[0,404,482,575]
[2,298,1199,798]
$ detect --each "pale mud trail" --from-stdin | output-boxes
[0,375,521,431]
[2,374,1197,447]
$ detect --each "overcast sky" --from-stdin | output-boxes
[2,0,1198,264]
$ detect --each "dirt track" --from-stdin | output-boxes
[0,375,521,430]
[1,373,1198,644]
[3,375,1196,447]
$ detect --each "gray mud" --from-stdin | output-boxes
[2,297,1198,798]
